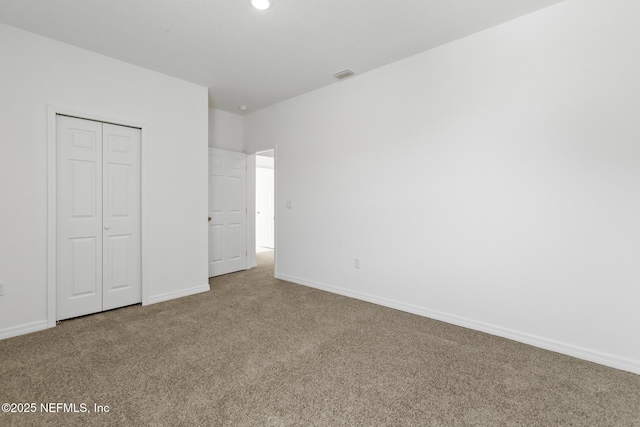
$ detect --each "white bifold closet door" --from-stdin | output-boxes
[56,115,141,321]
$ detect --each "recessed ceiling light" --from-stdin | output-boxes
[250,0,272,10]
[238,105,249,111]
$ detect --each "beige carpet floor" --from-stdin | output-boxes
[1,251,639,426]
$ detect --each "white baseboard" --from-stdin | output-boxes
[1,285,211,340]
[146,284,210,305]
[0,320,49,340]
[276,273,640,375]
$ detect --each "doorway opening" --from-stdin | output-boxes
[255,149,275,266]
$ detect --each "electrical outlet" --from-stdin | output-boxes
[354,258,360,269]
[286,201,292,209]
[0,281,5,296]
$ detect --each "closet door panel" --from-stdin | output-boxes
[102,123,142,310]
[56,116,103,320]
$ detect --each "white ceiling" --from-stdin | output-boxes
[0,0,564,114]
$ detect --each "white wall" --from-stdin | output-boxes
[209,108,243,151]
[0,24,209,338]
[245,0,640,373]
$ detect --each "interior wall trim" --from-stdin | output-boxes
[275,272,640,375]
[146,284,210,305]
[0,320,48,341]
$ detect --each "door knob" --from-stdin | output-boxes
[104,225,111,230]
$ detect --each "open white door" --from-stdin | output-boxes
[209,148,247,277]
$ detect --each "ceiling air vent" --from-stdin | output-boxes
[332,69,355,80]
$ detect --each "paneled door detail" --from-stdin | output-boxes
[56,115,141,320]
[56,116,103,319]
[209,148,247,277]
[102,123,141,310]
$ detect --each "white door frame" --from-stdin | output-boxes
[247,147,277,274]
[246,153,257,269]
[46,105,149,328]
